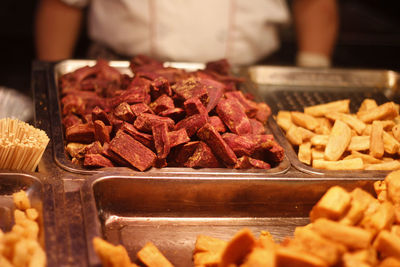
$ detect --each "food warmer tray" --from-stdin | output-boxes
[80,171,379,267]
[0,171,60,266]
[33,60,291,176]
[248,66,400,178]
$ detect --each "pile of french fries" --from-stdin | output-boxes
[193,170,400,267]
[276,99,400,170]
[94,170,400,266]
[0,190,46,267]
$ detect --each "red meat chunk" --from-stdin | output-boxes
[134,113,175,133]
[168,141,199,167]
[197,123,237,166]
[65,123,95,143]
[92,106,111,125]
[102,143,131,167]
[171,77,209,105]
[85,141,103,154]
[109,87,149,107]
[175,113,208,137]
[61,94,85,116]
[120,122,154,149]
[184,141,221,168]
[225,91,258,117]
[158,108,185,122]
[216,98,252,136]
[62,114,82,129]
[222,133,256,157]
[255,102,271,125]
[130,103,154,116]
[114,102,135,122]
[208,116,226,133]
[150,77,172,99]
[249,119,266,135]
[84,153,114,168]
[94,120,111,144]
[168,129,190,148]
[184,97,207,116]
[149,94,175,114]
[234,156,271,170]
[109,131,156,171]
[152,123,170,159]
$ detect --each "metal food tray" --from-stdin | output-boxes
[81,171,379,267]
[248,66,400,177]
[39,60,290,176]
[0,172,58,266]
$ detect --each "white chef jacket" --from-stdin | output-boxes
[65,0,290,65]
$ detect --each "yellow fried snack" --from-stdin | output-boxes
[0,191,46,267]
[93,237,136,267]
[193,170,400,267]
[278,100,400,171]
[324,120,352,161]
[137,242,174,267]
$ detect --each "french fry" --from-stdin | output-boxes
[384,170,400,205]
[358,99,378,114]
[276,111,293,132]
[339,188,376,226]
[373,230,400,259]
[93,237,135,267]
[358,102,399,123]
[324,120,352,161]
[382,131,400,154]
[313,158,363,171]
[241,247,275,267]
[325,112,366,135]
[137,242,174,267]
[312,218,373,250]
[310,186,351,222]
[315,117,332,135]
[311,148,325,160]
[219,228,256,267]
[342,249,378,267]
[275,246,327,267]
[285,125,303,146]
[291,111,319,131]
[193,251,221,267]
[361,201,395,233]
[378,120,396,131]
[304,99,350,117]
[298,142,311,165]
[294,227,345,266]
[347,136,370,151]
[311,135,329,147]
[194,235,227,253]
[392,124,400,142]
[297,126,316,141]
[364,160,400,171]
[346,151,382,164]
[370,121,385,159]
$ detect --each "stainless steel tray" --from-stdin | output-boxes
[0,171,59,266]
[40,60,290,176]
[81,172,379,267]
[248,66,400,178]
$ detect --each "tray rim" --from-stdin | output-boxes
[41,59,291,176]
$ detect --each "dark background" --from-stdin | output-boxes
[1,0,400,98]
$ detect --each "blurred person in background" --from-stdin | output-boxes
[35,0,338,67]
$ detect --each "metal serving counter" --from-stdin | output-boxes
[26,60,400,266]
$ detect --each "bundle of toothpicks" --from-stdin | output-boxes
[0,118,49,171]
